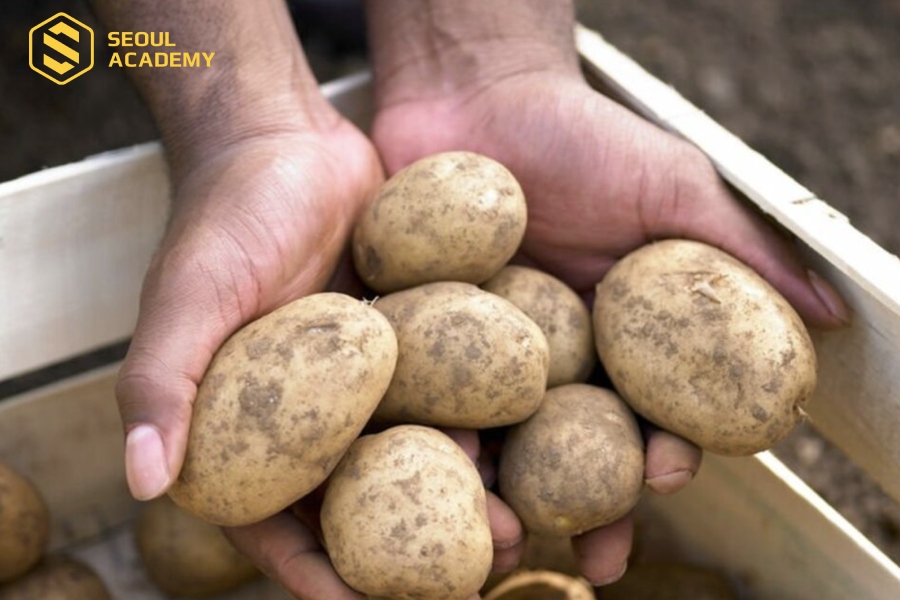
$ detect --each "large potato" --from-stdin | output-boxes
[0,462,50,582]
[499,384,644,537]
[0,556,110,600]
[353,151,527,293]
[483,265,595,387]
[135,497,259,596]
[321,425,493,600]
[168,293,398,526]
[374,282,550,428]
[593,240,817,455]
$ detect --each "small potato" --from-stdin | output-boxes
[135,496,259,596]
[593,240,817,455]
[0,556,110,600]
[484,570,594,600]
[321,425,493,600]
[602,562,738,600]
[374,282,550,428]
[353,151,527,293]
[168,293,398,526]
[499,384,645,536]
[0,462,50,582]
[483,265,595,387]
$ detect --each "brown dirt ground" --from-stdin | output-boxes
[2,0,899,581]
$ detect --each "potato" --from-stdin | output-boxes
[499,384,644,536]
[135,496,259,596]
[484,570,594,600]
[373,282,550,428]
[0,556,110,600]
[321,425,493,600]
[353,151,527,293]
[602,562,738,599]
[593,239,817,455]
[483,265,595,387]
[0,462,50,582]
[168,292,398,526]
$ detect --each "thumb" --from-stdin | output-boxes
[117,237,254,500]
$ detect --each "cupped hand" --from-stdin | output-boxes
[116,118,386,597]
[371,68,848,584]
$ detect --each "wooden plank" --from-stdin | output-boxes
[641,452,900,600]
[0,364,134,549]
[576,24,900,503]
[0,72,376,383]
[0,144,169,381]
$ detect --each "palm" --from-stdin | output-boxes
[372,73,757,294]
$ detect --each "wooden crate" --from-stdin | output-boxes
[1,27,899,599]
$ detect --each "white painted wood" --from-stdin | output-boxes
[0,144,170,381]
[642,452,900,600]
[576,24,900,504]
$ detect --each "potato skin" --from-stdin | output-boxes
[499,384,645,536]
[135,497,259,596]
[0,462,50,583]
[483,266,595,387]
[593,240,817,455]
[0,556,110,600]
[168,293,398,526]
[321,425,493,600]
[484,570,594,600]
[374,282,550,428]
[353,151,527,293]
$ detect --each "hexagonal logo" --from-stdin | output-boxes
[29,13,94,85]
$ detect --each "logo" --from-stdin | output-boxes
[29,13,94,85]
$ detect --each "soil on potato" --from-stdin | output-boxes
[1,0,899,569]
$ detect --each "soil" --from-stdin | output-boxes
[2,0,899,574]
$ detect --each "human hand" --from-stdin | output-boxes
[366,1,848,585]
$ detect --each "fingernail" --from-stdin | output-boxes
[645,469,694,494]
[807,269,850,325]
[494,535,524,550]
[590,560,628,586]
[126,425,171,500]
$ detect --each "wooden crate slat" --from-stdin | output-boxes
[642,452,900,600]
[0,364,135,549]
[0,144,170,381]
[576,24,900,503]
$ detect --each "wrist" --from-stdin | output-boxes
[366,0,581,108]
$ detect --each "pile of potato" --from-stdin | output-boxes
[169,151,817,599]
[0,461,110,599]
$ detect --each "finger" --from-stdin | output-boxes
[441,428,481,464]
[654,141,849,329]
[224,512,365,600]
[117,234,251,500]
[486,491,525,574]
[571,514,633,587]
[642,427,702,495]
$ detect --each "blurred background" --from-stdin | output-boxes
[2,0,898,565]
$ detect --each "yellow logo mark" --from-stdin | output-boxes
[29,13,94,85]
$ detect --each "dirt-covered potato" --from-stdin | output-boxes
[602,562,739,600]
[499,384,644,536]
[374,282,550,428]
[484,570,594,600]
[168,293,398,526]
[0,556,110,600]
[0,462,50,582]
[321,425,493,600]
[593,239,817,455]
[135,496,259,596]
[353,151,527,293]
[483,265,595,387]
